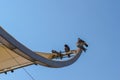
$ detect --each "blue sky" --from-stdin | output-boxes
[0,0,120,80]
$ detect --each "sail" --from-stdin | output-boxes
[0,27,82,74]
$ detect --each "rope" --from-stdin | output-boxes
[1,45,36,80]
[22,68,35,80]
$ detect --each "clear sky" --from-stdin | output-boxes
[0,0,120,80]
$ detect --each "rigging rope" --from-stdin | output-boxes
[1,45,36,80]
